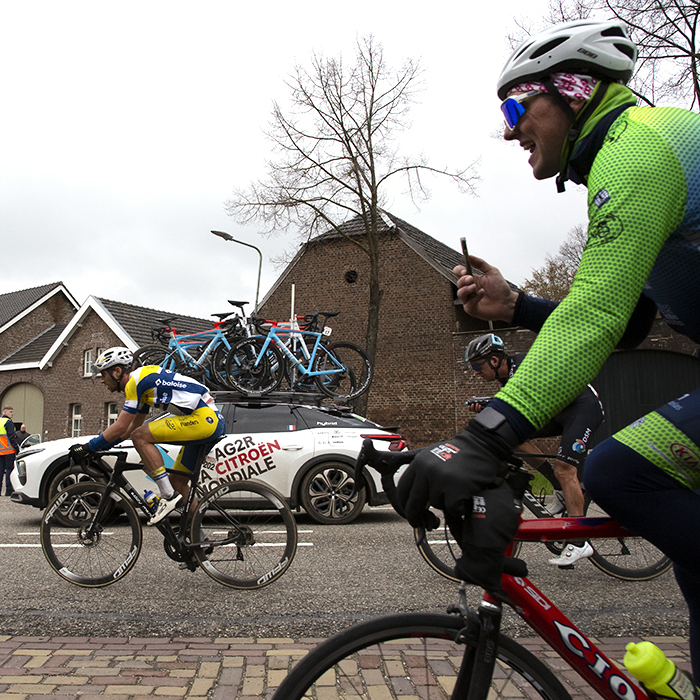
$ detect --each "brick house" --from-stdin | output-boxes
[258,211,517,447]
[259,210,700,448]
[0,285,211,441]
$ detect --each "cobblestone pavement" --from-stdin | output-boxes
[0,634,691,699]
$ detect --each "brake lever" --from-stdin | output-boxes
[352,438,420,520]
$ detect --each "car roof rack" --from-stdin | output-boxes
[211,390,353,411]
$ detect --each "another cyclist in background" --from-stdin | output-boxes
[396,20,700,678]
[465,333,604,566]
[68,347,225,525]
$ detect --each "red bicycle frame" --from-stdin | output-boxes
[496,516,652,700]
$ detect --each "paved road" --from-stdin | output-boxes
[0,499,688,640]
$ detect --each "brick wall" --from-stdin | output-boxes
[261,234,476,447]
[0,310,123,440]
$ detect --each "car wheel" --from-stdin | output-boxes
[300,462,367,525]
[47,464,107,526]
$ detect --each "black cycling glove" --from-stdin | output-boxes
[68,443,92,462]
[396,407,522,592]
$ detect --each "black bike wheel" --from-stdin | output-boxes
[314,341,372,400]
[225,338,284,396]
[209,344,234,390]
[191,480,297,589]
[585,498,673,581]
[40,483,142,588]
[271,612,572,700]
[132,344,184,373]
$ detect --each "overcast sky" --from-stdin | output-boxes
[1,0,589,321]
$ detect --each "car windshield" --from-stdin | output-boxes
[20,434,41,449]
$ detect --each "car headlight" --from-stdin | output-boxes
[17,447,46,458]
[15,460,27,485]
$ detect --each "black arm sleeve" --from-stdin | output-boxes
[616,293,657,350]
[512,292,559,332]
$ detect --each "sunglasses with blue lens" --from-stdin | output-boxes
[500,91,539,130]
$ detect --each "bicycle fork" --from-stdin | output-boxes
[451,589,504,700]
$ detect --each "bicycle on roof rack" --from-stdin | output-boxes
[225,311,373,401]
[133,300,251,390]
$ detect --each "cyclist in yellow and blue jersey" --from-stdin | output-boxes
[394,20,700,677]
[69,347,225,525]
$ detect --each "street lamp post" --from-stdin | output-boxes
[210,230,263,313]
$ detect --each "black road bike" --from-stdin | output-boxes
[40,442,297,589]
[414,453,672,582]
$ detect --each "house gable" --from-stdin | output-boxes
[0,282,78,333]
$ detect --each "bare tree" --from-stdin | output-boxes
[541,0,700,110]
[521,225,587,300]
[225,36,478,403]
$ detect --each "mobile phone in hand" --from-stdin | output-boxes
[460,237,473,276]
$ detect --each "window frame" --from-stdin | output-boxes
[71,404,82,437]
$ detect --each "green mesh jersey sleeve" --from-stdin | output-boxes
[497,107,687,429]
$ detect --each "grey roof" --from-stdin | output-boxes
[0,282,66,328]
[96,298,219,348]
[0,324,67,366]
[260,210,488,305]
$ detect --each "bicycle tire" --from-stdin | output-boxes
[132,344,185,373]
[40,483,142,587]
[271,612,572,700]
[225,337,285,396]
[191,480,297,589]
[313,341,372,400]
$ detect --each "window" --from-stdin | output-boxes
[106,402,119,427]
[71,404,82,437]
[83,349,94,377]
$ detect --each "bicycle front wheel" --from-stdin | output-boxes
[225,337,284,396]
[271,612,571,700]
[191,480,297,589]
[40,483,142,587]
[314,341,372,400]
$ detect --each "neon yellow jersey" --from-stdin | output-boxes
[498,104,700,430]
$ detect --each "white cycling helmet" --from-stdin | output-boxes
[497,20,637,100]
[93,347,133,373]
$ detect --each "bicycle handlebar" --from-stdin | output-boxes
[354,438,531,584]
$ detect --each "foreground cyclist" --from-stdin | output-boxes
[69,347,225,525]
[465,333,604,565]
[396,20,700,677]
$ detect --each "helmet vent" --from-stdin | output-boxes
[601,27,625,37]
[530,37,567,60]
[615,42,636,59]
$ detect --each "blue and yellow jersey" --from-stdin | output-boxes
[123,366,216,415]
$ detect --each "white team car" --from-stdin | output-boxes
[10,399,407,525]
